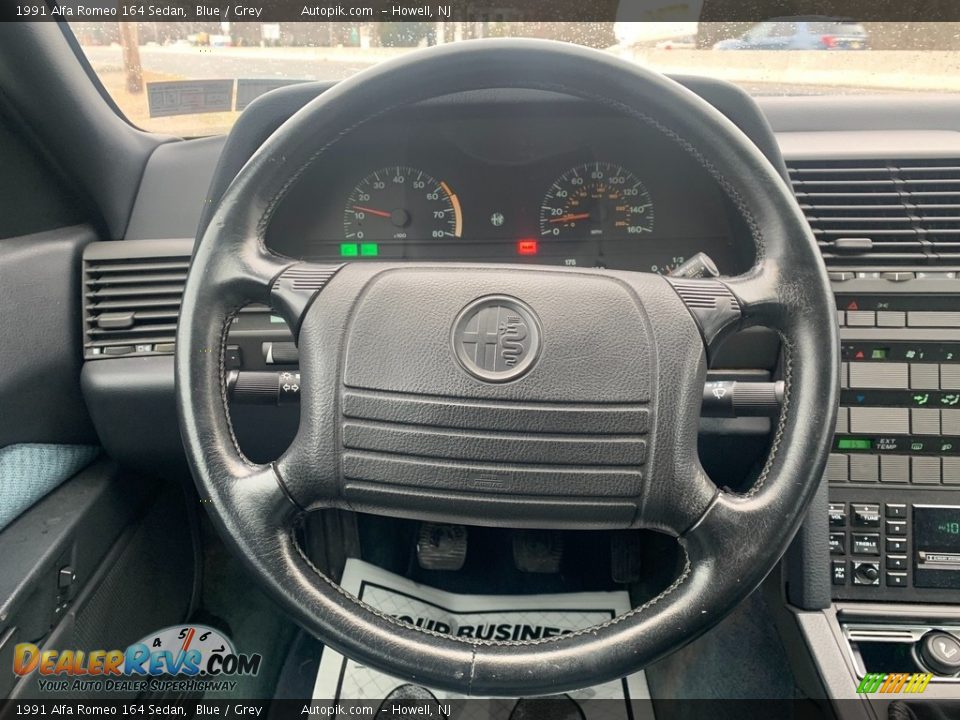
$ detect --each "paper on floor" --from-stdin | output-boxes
[312,558,653,719]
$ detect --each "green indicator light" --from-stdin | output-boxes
[360,243,379,257]
[340,243,359,257]
[838,438,872,450]
[871,349,888,360]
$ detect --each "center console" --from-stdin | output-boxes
[806,274,960,706]
[827,278,960,604]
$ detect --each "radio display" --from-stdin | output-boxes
[914,506,960,552]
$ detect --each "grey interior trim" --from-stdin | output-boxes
[757,95,960,133]
[778,130,960,161]
[125,137,226,240]
[0,23,171,239]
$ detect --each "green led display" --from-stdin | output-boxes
[340,243,359,257]
[837,438,872,450]
[360,243,379,257]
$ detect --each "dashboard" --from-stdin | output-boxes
[265,104,753,275]
[76,77,960,705]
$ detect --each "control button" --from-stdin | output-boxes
[911,408,941,436]
[841,362,849,390]
[853,561,881,585]
[916,271,958,279]
[851,503,881,528]
[912,456,942,484]
[877,311,906,328]
[943,457,960,485]
[58,566,76,589]
[828,502,847,528]
[886,572,908,587]
[886,555,908,571]
[886,537,908,553]
[829,532,846,555]
[835,407,849,435]
[103,345,134,355]
[881,271,915,282]
[225,345,242,370]
[831,560,848,585]
[880,456,910,483]
[856,271,882,279]
[848,363,909,390]
[846,310,876,327]
[850,455,879,483]
[851,533,880,556]
[885,520,907,537]
[885,503,907,519]
[154,342,175,354]
[910,363,940,390]
[850,407,909,435]
[826,453,849,483]
[837,311,846,327]
[918,631,960,676]
[908,311,960,328]
[941,364,960,391]
[829,272,855,281]
[942,409,960,436]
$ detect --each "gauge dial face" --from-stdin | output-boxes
[343,166,462,242]
[539,162,654,240]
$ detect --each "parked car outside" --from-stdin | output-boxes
[714,18,868,50]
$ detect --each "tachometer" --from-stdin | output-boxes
[343,166,462,244]
[539,162,653,240]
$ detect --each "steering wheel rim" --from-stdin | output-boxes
[175,38,838,696]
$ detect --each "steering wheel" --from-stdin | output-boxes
[176,39,838,696]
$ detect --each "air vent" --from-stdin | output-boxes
[83,244,192,359]
[788,159,960,267]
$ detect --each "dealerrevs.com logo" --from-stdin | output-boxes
[13,625,262,694]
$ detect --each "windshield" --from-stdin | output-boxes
[69,21,960,137]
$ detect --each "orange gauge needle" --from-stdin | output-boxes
[352,205,392,219]
[549,212,590,223]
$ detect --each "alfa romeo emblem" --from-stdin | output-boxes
[452,295,541,382]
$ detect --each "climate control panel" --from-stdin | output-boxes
[829,289,960,601]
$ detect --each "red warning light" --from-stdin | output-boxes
[517,239,538,256]
[847,300,859,311]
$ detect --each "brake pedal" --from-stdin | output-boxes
[416,523,468,571]
[512,530,563,573]
[611,530,643,584]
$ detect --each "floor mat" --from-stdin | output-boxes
[313,559,652,719]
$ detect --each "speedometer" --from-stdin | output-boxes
[539,162,653,240]
[343,166,462,244]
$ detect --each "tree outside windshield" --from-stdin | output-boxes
[69,21,960,137]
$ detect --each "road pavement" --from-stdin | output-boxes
[81,44,932,95]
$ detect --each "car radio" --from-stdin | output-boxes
[829,287,960,602]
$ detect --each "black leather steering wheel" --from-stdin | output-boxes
[175,39,838,696]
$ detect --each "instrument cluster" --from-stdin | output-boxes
[266,105,751,275]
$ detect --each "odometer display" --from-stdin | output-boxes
[343,166,462,243]
[540,162,654,241]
